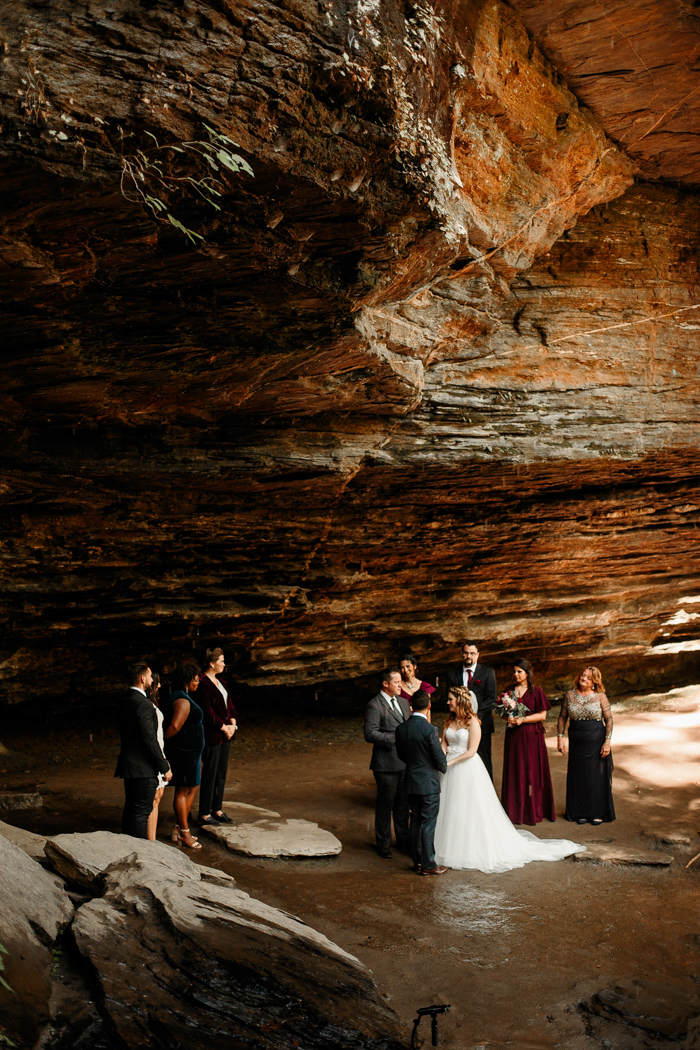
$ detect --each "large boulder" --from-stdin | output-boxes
[0,835,73,1047]
[45,831,203,891]
[0,817,47,862]
[70,847,404,1049]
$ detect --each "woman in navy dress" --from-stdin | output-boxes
[164,662,205,850]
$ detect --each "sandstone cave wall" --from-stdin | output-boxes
[0,0,698,707]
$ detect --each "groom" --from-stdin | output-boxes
[394,690,448,876]
[364,668,411,858]
[445,640,497,781]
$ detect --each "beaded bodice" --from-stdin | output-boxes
[557,690,612,737]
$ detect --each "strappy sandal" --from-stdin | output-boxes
[178,827,202,850]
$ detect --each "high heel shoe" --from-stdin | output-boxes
[178,828,202,850]
[171,825,181,843]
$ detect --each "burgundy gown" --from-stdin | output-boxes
[501,686,556,825]
[399,681,435,708]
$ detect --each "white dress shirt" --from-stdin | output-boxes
[380,690,404,718]
[462,665,478,709]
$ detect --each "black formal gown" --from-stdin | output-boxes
[558,690,615,823]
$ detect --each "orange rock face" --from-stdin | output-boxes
[0,1,697,704]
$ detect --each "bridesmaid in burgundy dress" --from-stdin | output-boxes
[399,652,436,709]
[500,658,556,825]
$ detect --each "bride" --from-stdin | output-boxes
[434,687,586,873]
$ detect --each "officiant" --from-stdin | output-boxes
[363,668,411,859]
[445,641,497,780]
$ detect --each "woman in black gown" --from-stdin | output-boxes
[557,666,615,825]
[163,663,205,849]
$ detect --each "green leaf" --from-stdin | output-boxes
[167,213,203,242]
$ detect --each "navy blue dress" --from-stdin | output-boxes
[163,689,205,787]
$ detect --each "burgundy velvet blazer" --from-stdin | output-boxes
[197,674,236,747]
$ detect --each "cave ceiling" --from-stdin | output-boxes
[0,0,698,704]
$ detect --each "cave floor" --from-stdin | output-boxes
[2,686,700,1049]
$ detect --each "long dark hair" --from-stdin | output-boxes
[513,658,535,690]
[147,673,160,708]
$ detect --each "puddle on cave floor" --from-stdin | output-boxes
[431,883,521,935]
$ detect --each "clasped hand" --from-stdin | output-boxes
[507,716,524,727]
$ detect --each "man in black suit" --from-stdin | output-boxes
[363,667,411,859]
[445,640,497,781]
[114,661,171,839]
[394,690,448,876]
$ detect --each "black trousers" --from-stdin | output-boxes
[198,739,231,817]
[121,776,158,839]
[478,731,493,781]
[373,770,409,852]
[407,792,441,870]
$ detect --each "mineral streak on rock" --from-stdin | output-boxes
[0,1,696,704]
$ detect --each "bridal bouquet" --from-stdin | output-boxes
[496,690,528,719]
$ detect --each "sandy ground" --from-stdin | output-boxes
[2,687,700,1048]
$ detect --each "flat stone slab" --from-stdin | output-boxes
[574,845,673,867]
[0,818,47,861]
[202,818,342,857]
[221,801,281,824]
[0,790,43,810]
[645,832,693,848]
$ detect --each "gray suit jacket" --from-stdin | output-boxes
[364,691,411,773]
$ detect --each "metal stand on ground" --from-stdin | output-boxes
[410,1004,451,1048]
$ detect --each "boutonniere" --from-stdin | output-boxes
[475,679,482,685]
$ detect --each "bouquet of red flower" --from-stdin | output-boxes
[495,690,528,719]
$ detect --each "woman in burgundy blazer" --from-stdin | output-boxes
[196,647,237,827]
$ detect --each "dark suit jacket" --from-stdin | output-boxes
[364,691,411,773]
[114,688,170,779]
[197,675,237,747]
[394,714,447,795]
[445,662,497,735]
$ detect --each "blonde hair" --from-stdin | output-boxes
[446,686,480,727]
[576,666,605,693]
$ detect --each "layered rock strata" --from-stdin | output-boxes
[0,0,697,704]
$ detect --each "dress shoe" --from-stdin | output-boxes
[420,865,448,877]
[214,812,234,824]
[376,847,393,859]
[197,815,221,827]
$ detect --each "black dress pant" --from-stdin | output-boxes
[478,731,493,781]
[373,770,409,852]
[407,792,440,870]
[121,776,158,839]
[198,738,231,817]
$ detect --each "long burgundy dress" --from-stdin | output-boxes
[501,687,556,825]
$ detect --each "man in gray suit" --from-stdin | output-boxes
[395,690,448,876]
[363,667,411,859]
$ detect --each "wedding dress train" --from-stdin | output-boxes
[434,726,586,874]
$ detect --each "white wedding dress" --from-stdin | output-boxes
[434,726,586,873]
